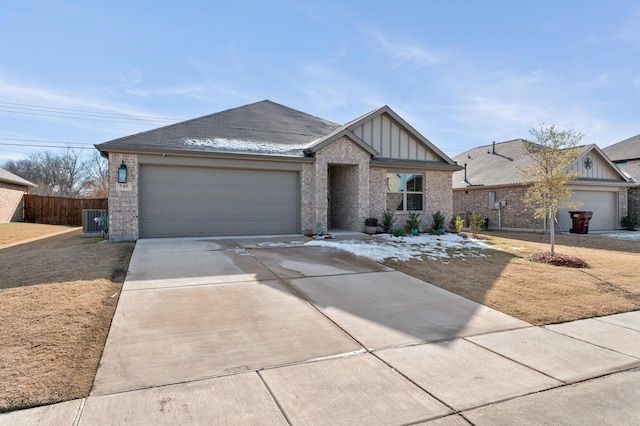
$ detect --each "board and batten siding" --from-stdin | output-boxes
[351,114,439,161]
[569,149,622,180]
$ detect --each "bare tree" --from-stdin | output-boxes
[4,149,88,197]
[60,149,84,196]
[81,151,109,197]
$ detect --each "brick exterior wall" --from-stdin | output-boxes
[108,153,139,242]
[108,138,456,238]
[454,185,630,231]
[300,163,315,234]
[329,165,360,230]
[628,187,639,218]
[424,170,454,227]
[619,190,628,224]
[304,137,371,234]
[623,160,640,219]
[0,182,28,222]
[369,167,387,218]
[453,185,545,231]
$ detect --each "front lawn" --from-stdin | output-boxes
[0,222,74,246]
[385,231,640,325]
[0,224,134,413]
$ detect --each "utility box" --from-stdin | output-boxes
[82,209,106,233]
[568,211,593,234]
[488,191,497,209]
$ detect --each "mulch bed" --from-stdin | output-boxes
[527,251,589,268]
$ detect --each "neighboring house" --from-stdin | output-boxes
[452,140,633,232]
[96,100,460,241]
[0,168,37,222]
[603,134,640,218]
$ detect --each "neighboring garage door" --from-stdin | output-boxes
[559,190,617,232]
[139,165,300,237]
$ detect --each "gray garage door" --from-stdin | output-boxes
[139,165,300,238]
[559,190,617,232]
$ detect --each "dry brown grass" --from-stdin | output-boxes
[385,231,640,326]
[0,223,75,246]
[0,224,134,413]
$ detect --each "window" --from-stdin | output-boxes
[386,173,424,211]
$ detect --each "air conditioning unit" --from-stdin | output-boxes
[82,209,106,233]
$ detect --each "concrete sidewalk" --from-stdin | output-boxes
[2,236,639,425]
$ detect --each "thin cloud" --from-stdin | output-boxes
[0,76,181,151]
[0,77,168,120]
[362,27,438,66]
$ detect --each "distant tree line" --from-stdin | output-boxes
[3,149,108,198]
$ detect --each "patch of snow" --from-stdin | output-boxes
[183,137,313,156]
[601,231,640,241]
[229,248,252,256]
[304,233,490,262]
[255,241,306,248]
[306,348,367,362]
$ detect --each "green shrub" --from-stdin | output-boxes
[382,210,395,232]
[392,227,407,237]
[426,227,440,235]
[405,211,421,232]
[449,216,464,233]
[468,211,486,236]
[621,213,640,231]
[432,210,446,230]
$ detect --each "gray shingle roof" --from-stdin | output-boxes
[452,140,630,189]
[620,163,640,182]
[452,139,533,188]
[0,168,37,187]
[96,100,341,157]
[603,134,640,162]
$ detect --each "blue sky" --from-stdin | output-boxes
[1,0,639,163]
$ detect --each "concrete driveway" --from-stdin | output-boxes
[2,235,640,425]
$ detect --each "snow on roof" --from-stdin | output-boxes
[183,137,315,157]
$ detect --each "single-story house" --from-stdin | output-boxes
[603,134,640,218]
[96,100,460,241]
[452,139,634,232]
[0,168,37,222]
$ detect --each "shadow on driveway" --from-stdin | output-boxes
[91,235,527,396]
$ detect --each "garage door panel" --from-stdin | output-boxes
[559,191,617,232]
[139,165,299,237]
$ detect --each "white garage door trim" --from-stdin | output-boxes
[139,165,300,238]
[559,190,618,232]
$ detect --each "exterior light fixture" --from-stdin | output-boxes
[118,161,128,183]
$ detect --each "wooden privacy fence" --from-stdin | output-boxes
[23,195,108,226]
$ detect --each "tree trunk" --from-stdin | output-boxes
[549,207,555,256]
